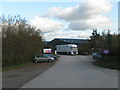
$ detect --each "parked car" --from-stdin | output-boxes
[44,54,59,60]
[81,52,88,55]
[33,54,55,63]
[92,52,102,59]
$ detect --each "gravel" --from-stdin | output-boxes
[2,61,57,88]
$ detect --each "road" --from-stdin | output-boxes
[21,55,118,88]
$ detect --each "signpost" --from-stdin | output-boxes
[103,50,109,54]
[103,50,109,60]
[43,49,52,54]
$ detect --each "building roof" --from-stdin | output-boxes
[48,38,89,46]
[55,38,88,44]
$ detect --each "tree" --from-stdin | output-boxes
[1,15,44,66]
[90,29,120,57]
[90,29,101,52]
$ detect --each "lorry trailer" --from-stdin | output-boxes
[56,44,78,55]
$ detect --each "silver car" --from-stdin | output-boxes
[34,54,55,63]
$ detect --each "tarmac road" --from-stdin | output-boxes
[22,55,118,88]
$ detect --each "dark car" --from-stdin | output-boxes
[92,52,102,59]
[82,52,88,55]
[80,51,88,55]
[33,54,54,63]
[44,54,59,60]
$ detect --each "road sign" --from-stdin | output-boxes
[103,50,109,54]
[43,49,52,54]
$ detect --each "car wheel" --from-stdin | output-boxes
[93,56,95,59]
[48,59,52,62]
[35,60,38,63]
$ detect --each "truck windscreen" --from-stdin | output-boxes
[71,47,77,50]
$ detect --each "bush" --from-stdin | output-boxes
[94,55,119,70]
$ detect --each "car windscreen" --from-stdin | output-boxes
[43,54,50,58]
[35,55,40,58]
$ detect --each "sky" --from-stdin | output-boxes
[0,0,119,41]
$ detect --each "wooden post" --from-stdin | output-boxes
[105,54,107,60]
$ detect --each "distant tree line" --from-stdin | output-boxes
[0,15,44,66]
[78,29,120,57]
[90,29,120,56]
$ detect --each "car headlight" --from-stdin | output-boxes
[51,57,54,60]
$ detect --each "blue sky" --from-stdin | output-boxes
[1,2,80,20]
[1,1,119,41]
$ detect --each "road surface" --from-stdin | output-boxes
[22,55,118,88]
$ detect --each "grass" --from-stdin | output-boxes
[94,56,119,70]
[0,60,1,71]
[2,61,33,71]
[54,54,60,58]
[48,53,60,58]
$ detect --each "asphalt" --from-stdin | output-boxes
[21,55,118,88]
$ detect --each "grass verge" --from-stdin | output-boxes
[94,56,119,70]
[48,53,60,58]
[3,61,33,71]
[54,54,60,58]
[2,54,60,71]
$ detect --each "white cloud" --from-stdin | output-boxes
[46,0,112,21]
[69,15,112,30]
[31,0,113,40]
[45,0,112,30]
[31,16,64,33]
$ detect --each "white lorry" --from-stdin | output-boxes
[56,44,78,55]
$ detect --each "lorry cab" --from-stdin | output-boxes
[70,45,78,55]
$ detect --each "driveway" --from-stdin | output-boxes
[22,55,118,88]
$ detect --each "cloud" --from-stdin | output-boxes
[45,0,112,30]
[31,16,64,33]
[46,0,112,21]
[68,15,112,30]
[30,0,113,40]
